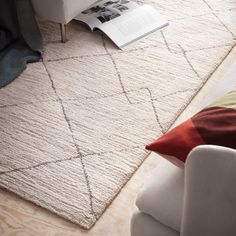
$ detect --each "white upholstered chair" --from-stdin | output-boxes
[31,0,98,42]
[131,145,236,236]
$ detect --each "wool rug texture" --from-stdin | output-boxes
[0,0,235,229]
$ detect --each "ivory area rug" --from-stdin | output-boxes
[0,0,235,229]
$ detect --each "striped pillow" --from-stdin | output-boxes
[146,90,236,167]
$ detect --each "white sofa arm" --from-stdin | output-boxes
[181,145,236,236]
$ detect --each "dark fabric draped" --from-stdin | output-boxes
[0,0,42,88]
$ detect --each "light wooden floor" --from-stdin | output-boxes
[0,47,236,236]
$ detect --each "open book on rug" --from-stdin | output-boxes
[74,0,168,49]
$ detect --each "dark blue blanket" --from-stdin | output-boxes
[0,0,43,88]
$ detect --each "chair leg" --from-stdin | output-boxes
[60,23,67,43]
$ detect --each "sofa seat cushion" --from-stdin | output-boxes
[131,210,179,236]
[136,158,184,232]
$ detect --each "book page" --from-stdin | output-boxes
[97,5,168,48]
[74,0,138,31]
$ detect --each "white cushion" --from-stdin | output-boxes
[131,210,179,236]
[136,158,184,232]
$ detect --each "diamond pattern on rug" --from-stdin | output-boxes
[41,21,108,61]
[164,13,234,52]
[203,0,236,11]
[186,45,234,79]
[0,158,96,227]
[140,0,212,20]
[44,56,123,100]
[0,101,77,173]
[63,94,159,155]
[216,8,236,37]
[0,63,56,107]
[111,45,200,99]
[0,0,235,229]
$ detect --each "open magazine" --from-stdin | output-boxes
[74,0,168,49]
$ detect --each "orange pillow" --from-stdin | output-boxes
[146,90,236,167]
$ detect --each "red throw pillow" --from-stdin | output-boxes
[146,90,236,167]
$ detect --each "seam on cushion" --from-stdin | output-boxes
[136,203,181,232]
[148,213,180,233]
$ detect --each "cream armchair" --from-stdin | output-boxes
[31,0,98,42]
[131,145,236,236]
